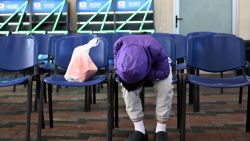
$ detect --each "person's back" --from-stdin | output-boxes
[114,35,170,82]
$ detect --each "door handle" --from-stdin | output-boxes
[175,16,183,28]
[177,17,183,21]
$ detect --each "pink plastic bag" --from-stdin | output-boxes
[64,38,100,82]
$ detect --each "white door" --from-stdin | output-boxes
[174,0,238,35]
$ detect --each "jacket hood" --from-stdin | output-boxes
[115,44,150,83]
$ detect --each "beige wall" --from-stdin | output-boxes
[154,0,173,33]
[69,0,249,39]
[239,0,250,39]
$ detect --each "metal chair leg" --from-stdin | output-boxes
[93,85,96,104]
[114,77,119,128]
[37,77,45,141]
[239,87,243,104]
[177,73,181,129]
[220,72,223,94]
[180,74,186,141]
[85,86,91,112]
[107,73,113,141]
[48,84,53,128]
[34,76,40,112]
[246,85,250,132]
[193,84,200,112]
[25,77,32,141]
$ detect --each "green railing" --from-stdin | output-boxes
[0,1,29,35]
[77,0,113,34]
[76,0,155,34]
[30,0,68,34]
[115,0,154,33]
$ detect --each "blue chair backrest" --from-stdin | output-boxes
[33,34,53,54]
[54,35,108,69]
[48,34,67,57]
[151,33,176,66]
[97,33,115,59]
[169,34,187,60]
[98,33,130,64]
[89,36,108,68]
[186,31,215,41]
[153,33,187,60]
[187,34,245,72]
[0,35,38,71]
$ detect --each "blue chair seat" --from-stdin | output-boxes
[176,63,187,71]
[44,74,106,87]
[0,76,29,87]
[188,75,250,88]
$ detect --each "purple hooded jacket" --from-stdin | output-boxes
[113,35,170,82]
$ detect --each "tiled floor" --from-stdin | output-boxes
[0,73,250,141]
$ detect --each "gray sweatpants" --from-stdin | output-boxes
[121,66,174,123]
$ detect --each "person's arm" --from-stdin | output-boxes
[146,38,170,81]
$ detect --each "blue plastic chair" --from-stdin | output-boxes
[186,32,218,104]
[169,34,187,71]
[32,34,67,111]
[152,34,177,67]
[97,33,116,72]
[0,35,38,141]
[37,35,110,141]
[215,33,246,104]
[39,34,66,72]
[152,33,188,71]
[39,34,85,72]
[0,36,17,91]
[185,34,250,132]
[187,32,242,102]
[32,34,54,63]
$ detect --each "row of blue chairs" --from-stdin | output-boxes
[35,34,111,141]
[153,33,250,140]
[184,33,250,141]
[0,33,187,141]
[1,32,250,141]
[0,34,111,141]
